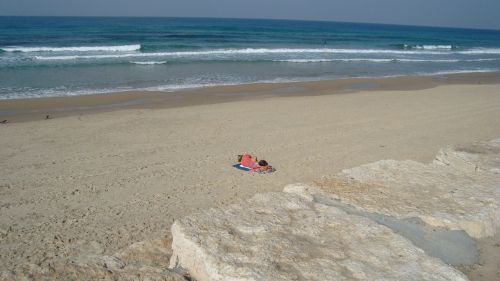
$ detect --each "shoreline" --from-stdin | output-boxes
[1,71,500,123]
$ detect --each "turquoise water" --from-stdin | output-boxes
[1,17,500,99]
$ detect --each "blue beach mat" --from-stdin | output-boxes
[233,164,252,171]
[232,164,276,174]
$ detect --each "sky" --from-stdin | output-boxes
[1,0,500,30]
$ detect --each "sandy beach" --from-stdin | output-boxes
[1,73,500,279]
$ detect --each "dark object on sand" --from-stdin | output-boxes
[233,164,252,171]
[0,120,8,124]
[45,115,51,120]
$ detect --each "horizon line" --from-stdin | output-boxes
[1,15,499,32]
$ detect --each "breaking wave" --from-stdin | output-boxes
[403,44,455,50]
[129,61,167,65]
[0,44,142,52]
[458,48,500,55]
[274,58,498,63]
[27,47,500,62]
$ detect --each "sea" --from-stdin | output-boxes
[1,16,500,99]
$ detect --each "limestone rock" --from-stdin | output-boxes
[434,138,500,174]
[318,139,500,239]
[169,192,467,281]
[284,184,479,267]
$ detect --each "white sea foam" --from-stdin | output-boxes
[396,59,457,62]
[1,44,141,52]
[34,55,82,60]
[418,68,499,76]
[130,61,167,65]
[274,59,334,63]
[406,45,454,50]
[145,82,237,91]
[0,87,131,100]
[457,48,500,55]
[141,78,309,92]
[32,47,459,61]
[275,58,498,63]
[275,59,394,63]
[15,46,500,59]
[395,58,499,63]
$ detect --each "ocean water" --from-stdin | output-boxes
[1,16,500,99]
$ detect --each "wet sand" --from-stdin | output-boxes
[1,71,500,123]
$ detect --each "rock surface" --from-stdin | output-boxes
[169,192,467,281]
[284,184,479,267]
[317,139,500,239]
[434,138,500,174]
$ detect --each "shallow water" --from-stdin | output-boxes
[1,17,500,99]
[313,195,479,266]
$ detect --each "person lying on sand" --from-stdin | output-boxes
[251,160,275,173]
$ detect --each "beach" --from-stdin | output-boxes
[0,73,500,279]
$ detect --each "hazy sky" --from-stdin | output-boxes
[1,0,500,30]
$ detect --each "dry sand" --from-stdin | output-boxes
[0,74,499,279]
